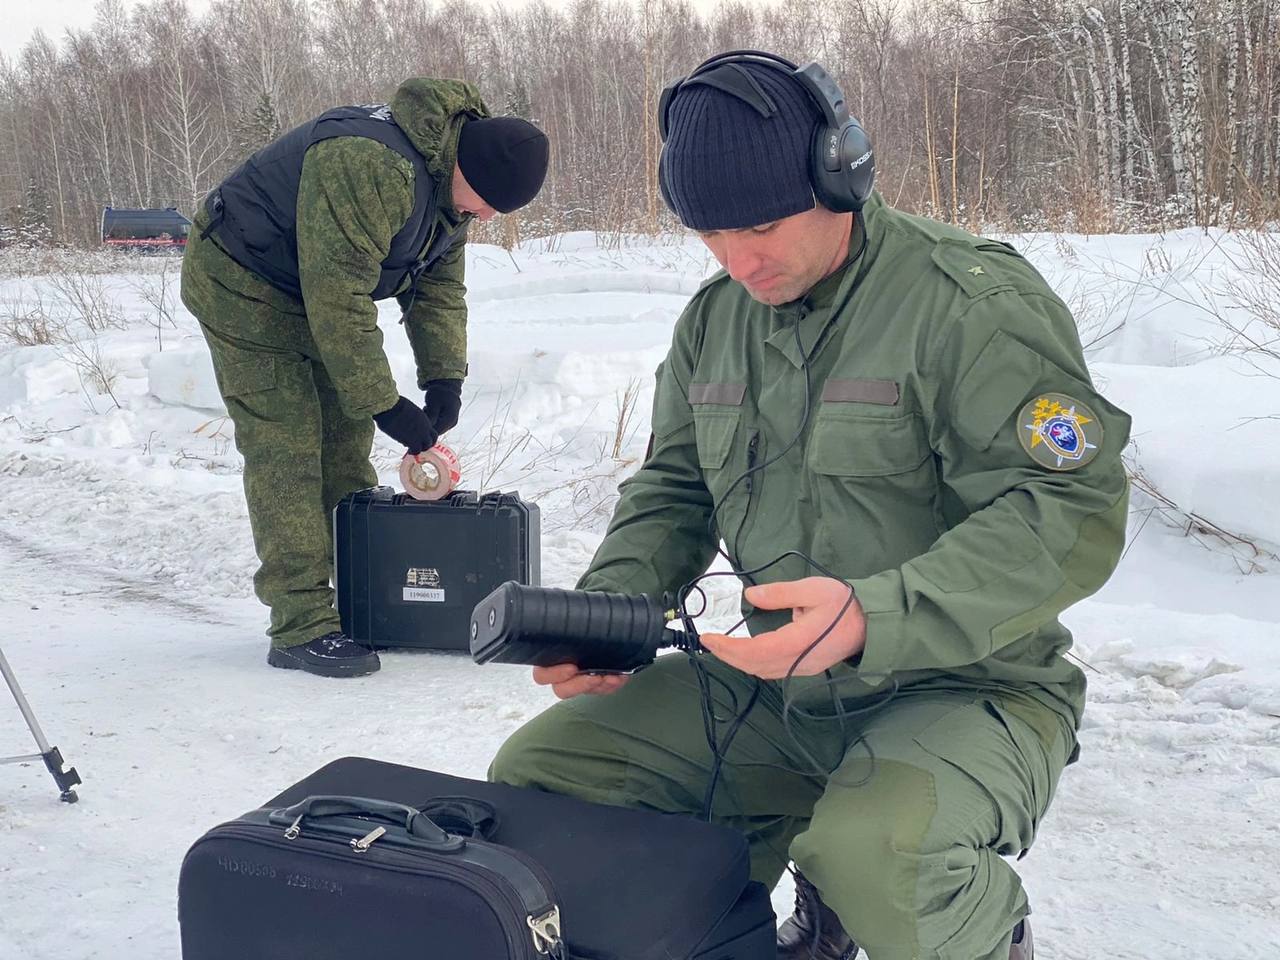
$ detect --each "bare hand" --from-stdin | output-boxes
[699,577,866,679]
[532,662,631,700]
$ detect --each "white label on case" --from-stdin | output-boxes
[403,588,445,603]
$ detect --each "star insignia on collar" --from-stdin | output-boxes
[967,266,985,276]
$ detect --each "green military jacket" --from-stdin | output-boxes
[578,193,1131,738]
[241,78,485,420]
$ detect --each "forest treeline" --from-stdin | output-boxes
[2,0,1277,247]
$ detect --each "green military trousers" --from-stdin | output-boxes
[181,213,377,649]
[490,655,1073,960]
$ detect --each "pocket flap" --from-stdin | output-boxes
[693,411,739,469]
[219,355,277,398]
[809,412,929,477]
[951,331,1043,450]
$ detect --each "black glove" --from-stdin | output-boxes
[373,396,438,454]
[423,378,463,435]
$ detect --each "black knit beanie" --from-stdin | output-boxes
[456,116,549,213]
[660,61,819,230]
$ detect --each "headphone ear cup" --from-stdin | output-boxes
[809,124,857,213]
[808,121,875,213]
[841,119,875,209]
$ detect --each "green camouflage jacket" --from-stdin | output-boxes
[293,78,488,419]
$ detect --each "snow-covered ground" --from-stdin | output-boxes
[0,229,1278,959]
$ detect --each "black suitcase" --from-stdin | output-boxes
[334,487,540,651]
[179,757,776,960]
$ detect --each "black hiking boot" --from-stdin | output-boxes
[267,632,381,677]
[776,872,858,960]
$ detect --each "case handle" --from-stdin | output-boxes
[270,795,459,848]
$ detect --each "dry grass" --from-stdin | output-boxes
[0,289,58,346]
[1124,459,1276,575]
[1220,231,1280,369]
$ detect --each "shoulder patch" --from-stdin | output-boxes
[1017,392,1103,470]
[931,238,1018,299]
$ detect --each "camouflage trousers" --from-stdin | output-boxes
[491,656,1073,960]
[181,214,376,649]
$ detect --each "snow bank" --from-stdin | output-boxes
[144,343,223,411]
[1098,356,1280,550]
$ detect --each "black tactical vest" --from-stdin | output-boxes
[205,104,457,301]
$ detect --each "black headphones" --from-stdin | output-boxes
[657,49,875,215]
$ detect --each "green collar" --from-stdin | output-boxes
[765,195,884,369]
[804,216,864,311]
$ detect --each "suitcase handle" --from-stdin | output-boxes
[271,795,460,848]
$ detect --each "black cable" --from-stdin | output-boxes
[697,669,761,822]
[682,582,711,620]
[704,218,869,558]
[677,219,892,824]
[681,554,895,787]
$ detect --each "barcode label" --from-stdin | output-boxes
[403,588,445,603]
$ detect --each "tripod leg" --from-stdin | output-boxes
[0,646,81,803]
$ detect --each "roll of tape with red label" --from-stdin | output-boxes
[399,443,461,501]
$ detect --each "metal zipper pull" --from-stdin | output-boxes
[527,906,563,956]
[350,825,387,853]
[283,815,304,840]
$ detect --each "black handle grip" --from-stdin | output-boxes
[470,581,693,672]
[271,795,454,846]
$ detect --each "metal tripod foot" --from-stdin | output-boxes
[1,645,82,802]
[42,746,81,803]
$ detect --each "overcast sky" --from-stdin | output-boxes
[3,0,735,62]
[4,0,210,61]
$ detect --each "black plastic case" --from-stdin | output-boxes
[334,487,540,651]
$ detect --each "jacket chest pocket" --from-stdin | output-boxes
[806,409,941,567]
[693,408,757,524]
[809,411,931,477]
[694,410,740,470]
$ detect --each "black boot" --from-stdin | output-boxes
[776,872,858,960]
[267,632,381,677]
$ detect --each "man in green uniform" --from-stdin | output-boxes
[181,79,548,677]
[490,52,1129,959]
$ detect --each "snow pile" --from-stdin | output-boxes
[1098,357,1280,550]
[144,347,223,411]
